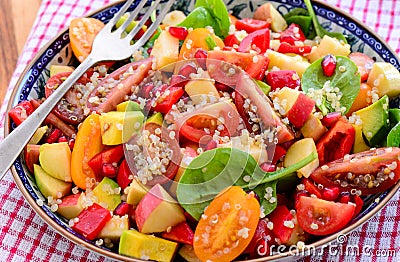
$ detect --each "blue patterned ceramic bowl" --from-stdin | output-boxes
[5,0,400,261]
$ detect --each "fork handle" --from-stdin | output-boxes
[0,55,97,180]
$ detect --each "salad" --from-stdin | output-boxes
[8,0,400,261]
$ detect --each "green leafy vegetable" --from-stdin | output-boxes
[302,55,360,115]
[283,8,313,37]
[178,0,230,38]
[176,147,317,220]
[387,122,400,147]
[304,0,347,43]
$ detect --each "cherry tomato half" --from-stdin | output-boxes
[311,147,400,195]
[235,18,270,33]
[193,186,260,262]
[296,196,355,235]
[45,72,90,125]
[69,18,105,62]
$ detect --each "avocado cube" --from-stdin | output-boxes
[92,177,121,211]
[116,101,141,112]
[100,111,144,145]
[119,230,178,262]
[355,95,390,147]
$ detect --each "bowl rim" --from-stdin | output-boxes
[4,0,400,261]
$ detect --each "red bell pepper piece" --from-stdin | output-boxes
[152,85,185,114]
[8,100,34,126]
[235,18,270,33]
[272,144,287,164]
[117,159,133,189]
[223,34,240,47]
[161,222,194,245]
[71,203,112,240]
[301,178,323,199]
[114,201,132,217]
[277,42,312,55]
[280,23,306,45]
[88,145,125,178]
[238,28,270,53]
[316,118,355,165]
[266,70,300,91]
[267,205,294,244]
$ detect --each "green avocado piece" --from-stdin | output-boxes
[119,230,178,262]
[178,245,201,262]
[92,177,121,211]
[34,164,72,199]
[355,95,390,147]
[116,101,141,112]
[146,112,164,126]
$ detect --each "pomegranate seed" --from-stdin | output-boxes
[58,136,68,143]
[102,163,118,178]
[321,54,337,77]
[146,47,152,55]
[339,191,351,203]
[114,202,131,216]
[169,26,188,40]
[322,186,340,201]
[178,63,197,78]
[260,163,276,172]
[194,48,208,69]
[45,128,62,143]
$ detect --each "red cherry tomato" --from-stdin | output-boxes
[311,147,400,195]
[207,50,268,83]
[45,71,90,125]
[235,18,270,33]
[8,100,34,126]
[238,28,270,53]
[349,52,374,82]
[124,122,182,186]
[296,196,355,235]
[280,23,306,45]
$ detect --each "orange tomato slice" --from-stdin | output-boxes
[69,18,105,62]
[179,28,224,60]
[71,114,103,189]
[193,186,260,262]
[346,82,373,116]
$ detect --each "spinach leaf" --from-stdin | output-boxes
[283,8,313,37]
[178,0,230,38]
[302,55,360,115]
[304,0,347,43]
[176,147,317,220]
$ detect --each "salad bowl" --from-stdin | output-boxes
[4,0,400,261]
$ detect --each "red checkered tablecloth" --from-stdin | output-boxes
[0,0,399,261]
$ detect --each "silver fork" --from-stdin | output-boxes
[0,0,175,180]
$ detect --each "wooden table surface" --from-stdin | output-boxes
[0,0,41,107]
